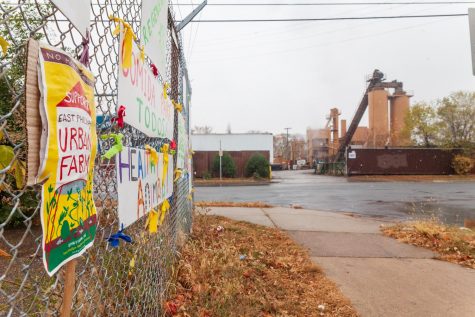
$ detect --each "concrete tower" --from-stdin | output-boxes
[389,92,411,146]
[368,87,389,147]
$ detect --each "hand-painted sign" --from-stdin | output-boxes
[50,0,91,37]
[37,43,97,276]
[141,0,168,78]
[116,146,173,228]
[117,36,174,139]
[177,112,187,169]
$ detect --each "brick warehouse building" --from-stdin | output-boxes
[191,133,273,178]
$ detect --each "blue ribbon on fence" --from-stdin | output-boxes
[107,224,132,247]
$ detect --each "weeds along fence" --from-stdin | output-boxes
[0,1,192,315]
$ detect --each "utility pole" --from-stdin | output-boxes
[284,127,291,166]
[219,140,222,181]
[176,0,208,32]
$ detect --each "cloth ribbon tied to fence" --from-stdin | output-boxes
[111,105,126,128]
[161,143,169,187]
[78,30,90,67]
[109,15,137,70]
[101,133,124,160]
[145,145,158,166]
[128,256,136,276]
[172,100,183,113]
[160,199,170,225]
[107,224,133,247]
[174,169,183,182]
[163,82,170,99]
[140,45,145,62]
[0,36,9,56]
[145,209,159,233]
[151,63,158,77]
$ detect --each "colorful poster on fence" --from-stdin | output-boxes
[177,112,187,169]
[50,0,91,37]
[37,44,97,276]
[116,146,173,228]
[141,0,168,78]
[117,35,174,139]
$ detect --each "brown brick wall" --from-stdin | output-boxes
[346,148,474,175]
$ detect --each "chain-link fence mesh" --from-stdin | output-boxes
[0,1,193,315]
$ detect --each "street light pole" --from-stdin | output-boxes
[284,127,291,168]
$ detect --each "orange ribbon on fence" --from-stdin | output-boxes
[160,200,170,225]
[139,45,145,62]
[0,36,9,56]
[145,145,158,166]
[145,209,159,233]
[161,143,169,187]
[172,100,183,112]
[163,82,170,99]
[174,169,183,182]
[109,15,137,70]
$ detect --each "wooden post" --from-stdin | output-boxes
[60,259,77,317]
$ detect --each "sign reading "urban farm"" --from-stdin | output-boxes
[117,37,174,139]
[37,44,98,276]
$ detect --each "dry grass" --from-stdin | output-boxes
[349,175,475,183]
[194,201,273,208]
[164,213,358,317]
[194,178,271,185]
[382,220,475,269]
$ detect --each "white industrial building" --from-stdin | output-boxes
[191,133,273,163]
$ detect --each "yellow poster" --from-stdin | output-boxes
[37,43,97,276]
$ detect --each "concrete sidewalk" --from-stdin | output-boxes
[209,207,475,317]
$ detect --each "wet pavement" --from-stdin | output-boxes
[195,170,475,224]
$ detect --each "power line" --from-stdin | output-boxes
[192,0,423,46]
[192,15,453,63]
[171,1,475,5]
[178,13,468,22]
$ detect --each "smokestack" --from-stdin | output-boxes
[341,119,347,138]
[330,108,339,155]
[390,92,411,146]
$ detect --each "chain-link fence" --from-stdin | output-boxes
[0,1,192,315]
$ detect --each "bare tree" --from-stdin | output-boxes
[191,125,213,134]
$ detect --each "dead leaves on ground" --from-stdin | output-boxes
[382,220,475,269]
[194,201,273,208]
[165,215,358,317]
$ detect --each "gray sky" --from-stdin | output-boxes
[174,1,475,136]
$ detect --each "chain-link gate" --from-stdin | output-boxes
[0,1,193,315]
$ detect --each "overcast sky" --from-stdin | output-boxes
[174,0,475,136]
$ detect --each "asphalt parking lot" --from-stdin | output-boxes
[195,170,475,225]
